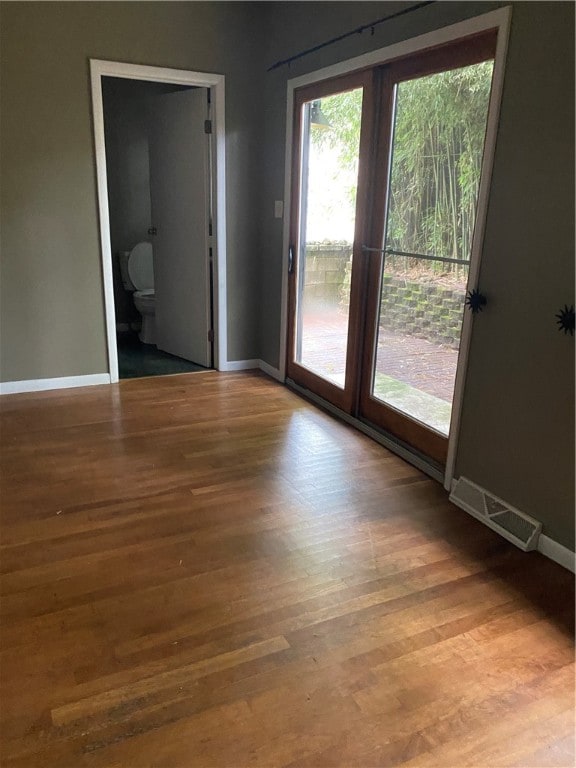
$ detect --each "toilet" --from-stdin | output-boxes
[119,242,156,345]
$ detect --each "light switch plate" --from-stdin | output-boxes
[274,200,284,219]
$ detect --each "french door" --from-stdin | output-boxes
[287,32,497,465]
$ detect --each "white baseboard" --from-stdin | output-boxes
[0,373,111,395]
[218,359,260,372]
[0,361,284,392]
[258,359,284,382]
[218,359,284,379]
[537,534,575,573]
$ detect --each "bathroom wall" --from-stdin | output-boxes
[102,78,195,328]
[103,77,151,327]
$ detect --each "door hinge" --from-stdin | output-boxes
[208,329,214,343]
[204,119,212,134]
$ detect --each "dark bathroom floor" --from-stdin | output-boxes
[117,331,210,379]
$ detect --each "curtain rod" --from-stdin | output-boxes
[267,1,435,72]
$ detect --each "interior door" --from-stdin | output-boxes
[148,88,211,367]
[286,71,374,413]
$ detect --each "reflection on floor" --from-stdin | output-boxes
[117,331,209,379]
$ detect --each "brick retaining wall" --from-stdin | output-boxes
[304,244,465,350]
[379,275,465,349]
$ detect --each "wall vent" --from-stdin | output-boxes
[450,477,542,552]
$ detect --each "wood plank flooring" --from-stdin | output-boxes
[0,371,574,767]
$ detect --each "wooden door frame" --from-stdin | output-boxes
[279,8,511,487]
[90,60,228,381]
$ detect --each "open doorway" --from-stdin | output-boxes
[90,61,228,382]
[102,77,211,379]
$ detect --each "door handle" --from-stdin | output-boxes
[288,246,294,274]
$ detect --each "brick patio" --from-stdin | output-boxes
[299,310,459,402]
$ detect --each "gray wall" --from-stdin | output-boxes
[0,2,264,380]
[103,77,154,327]
[103,78,153,259]
[455,4,575,550]
[256,2,574,550]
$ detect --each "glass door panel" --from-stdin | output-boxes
[287,71,373,413]
[294,90,363,387]
[371,62,493,434]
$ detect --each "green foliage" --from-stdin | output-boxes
[310,89,363,210]
[312,88,363,172]
[388,61,493,264]
[310,61,494,268]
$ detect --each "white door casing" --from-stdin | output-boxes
[148,89,211,367]
[90,60,227,380]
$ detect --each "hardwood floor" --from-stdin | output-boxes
[0,371,573,767]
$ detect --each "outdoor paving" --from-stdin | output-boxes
[374,328,459,403]
[299,309,459,433]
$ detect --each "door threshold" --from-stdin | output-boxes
[286,378,444,484]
